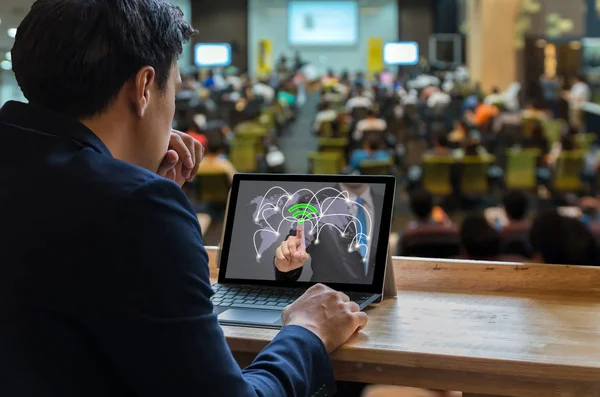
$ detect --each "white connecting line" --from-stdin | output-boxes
[252,187,373,274]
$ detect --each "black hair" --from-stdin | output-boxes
[318,101,330,111]
[206,139,225,155]
[504,190,529,221]
[365,139,382,152]
[436,132,449,148]
[12,0,195,120]
[530,210,599,266]
[409,189,434,221]
[561,135,575,151]
[460,213,501,259]
[530,122,546,142]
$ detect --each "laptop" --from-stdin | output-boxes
[212,173,396,328]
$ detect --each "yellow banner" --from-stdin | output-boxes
[367,37,384,73]
[257,39,272,76]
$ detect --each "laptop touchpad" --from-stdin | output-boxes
[218,309,281,325]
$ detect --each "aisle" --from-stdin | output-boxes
[279,93,320,174]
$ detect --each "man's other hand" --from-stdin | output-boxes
[282,284,368,353]
[274,228,309,273]
[157,130,204,186]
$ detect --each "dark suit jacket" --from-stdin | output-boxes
[0,101,334,397]
[276,187,384,284]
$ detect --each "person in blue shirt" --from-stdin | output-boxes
[202,69,216,89]
[0,1,367,396]
[349,139,392,172]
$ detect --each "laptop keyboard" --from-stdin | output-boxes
[211,284,373,311]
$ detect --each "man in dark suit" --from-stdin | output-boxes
[275,183,384,284]
[0,1,367,396]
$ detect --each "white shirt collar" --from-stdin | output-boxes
[339,184,374,210]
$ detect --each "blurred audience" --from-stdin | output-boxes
[197,140,237,183]
[349,139,392,172]
[353,109,388,141]
[408,190,451,230]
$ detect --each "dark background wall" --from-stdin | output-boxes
[191,0,249,70]
[399,0,434,58]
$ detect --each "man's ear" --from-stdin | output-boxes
[132,66,156,118]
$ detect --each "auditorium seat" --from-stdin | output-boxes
[399,225,461,259]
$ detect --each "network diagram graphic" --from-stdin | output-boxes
[252,186,373,272]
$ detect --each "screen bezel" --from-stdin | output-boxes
[287,0,359,48]
[218,173,396,294]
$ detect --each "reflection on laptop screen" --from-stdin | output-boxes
[225,180,387,285]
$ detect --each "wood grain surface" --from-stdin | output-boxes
[204,247,600,396]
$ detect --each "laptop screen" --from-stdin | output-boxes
[219,175,395,292]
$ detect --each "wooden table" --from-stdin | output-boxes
[206,248,600,397]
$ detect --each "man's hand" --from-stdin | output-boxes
[275,228,309,273]
[282,284,368,353]
[157,130,204,186]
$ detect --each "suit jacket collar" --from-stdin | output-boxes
[0,101,112,157]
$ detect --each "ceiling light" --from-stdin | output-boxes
[5,52,11,61]
[7,28,17,38]
[1,60,12,70]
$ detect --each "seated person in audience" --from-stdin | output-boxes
[408,189,452,230]
[466,97,498,128]
[253,78,275,104]
[197,141,237,183]
[353,109,387,141]
[503,190,530,229]
[484,86,503,106]
[500,190,533,258]
[321,86,345,103]
[463,91,480,112]
[354,71,367,87]
[202,69,217,90]
[177,73,200,100]
[547,129,578,166]
[522,122,550,157]
[580,196,600,224]
[0,2,367,396]
[426,87,451,108]
[460,214,503,261]
[349,139,392,172]
[522,99,549,121]
[448,120,469,145]
[464,130,488,156]
[313,101,338,134]
[345,85,373,113]
[428,130,452,156]
[493,103,522,133]
[530,211,599,266]
[321,69,339,87]
[225,70,243,92]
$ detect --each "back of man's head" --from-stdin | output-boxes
[460,213,501,259]
[504,190,529,221]
[12,0,195,120]
[530,210,599,266]
[409,189,434,221]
